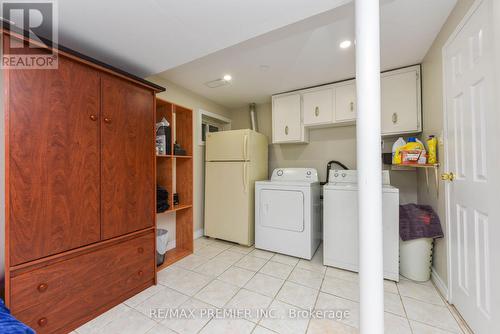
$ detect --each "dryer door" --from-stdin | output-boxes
[259,189,304,232]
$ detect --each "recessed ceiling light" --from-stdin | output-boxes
[223,74,232,81]
[339,40,352,49]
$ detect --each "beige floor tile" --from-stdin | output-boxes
[384,280,399,294]
[97,307,157,334]
[124,285,168,308]
[195,245,226,259]
[259,300,310,334]
[325,267,359,282]
[76,303,130,334]
[214,249,246,264]
[296,259,327,274]
[321,276,359,302]
[135,287,190,319]
[307,318,358,334]
[252,325,279,334]
[249,249,275,260]
[288,267,325,290]
[402,297,462,333]
[161,298,215,334]
[174,254,207,270]
[195,279,240,308]
[235,255,268,271]
[384,292,406,317]
[200,318,256,334]
[270,253,300,266]
[229,244,255,254]
[259,261,294,279]
[209,239,235,251]
[410,320,460,333]
[276,281,319,309]
[224,288,273,322]
[384,312,412,334]
[314,292,359,329]
[194,257,233,277]
[145,323,177,334]
[244,273,285,298]
[158,266,212,296]
[219,266,256,287]
[397,279,445,306]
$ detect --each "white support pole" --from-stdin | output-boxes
[355,0,384,333]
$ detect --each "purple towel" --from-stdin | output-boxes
[399,204,444,241]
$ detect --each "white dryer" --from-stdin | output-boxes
[255,168,321,260]
[323,170,400,281]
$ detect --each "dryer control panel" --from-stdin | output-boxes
[271,168,319,182]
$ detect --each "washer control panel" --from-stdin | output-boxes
[328,170,391,184]
[271,168,319,182]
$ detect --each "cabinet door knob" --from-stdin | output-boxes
[104,117,112,124]
[284,126,289,135]
[138,247,144,254]
[37,283,48,293]
[350,102,354,112]
[138,270,144,276]
[315,106,320,117]
[89,115,97,121]
[38,317,48,327]
[392,112,398,124]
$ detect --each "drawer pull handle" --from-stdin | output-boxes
[284,126,289,135]
[350,102,354,112]
[138,270,144,276]
[138,247,144,254]
[37,283,48,293]
[38,317,48,327]
[392,112,398,124]
[104,117,112,124]
[315,106,320,117]
[89,115,97,121]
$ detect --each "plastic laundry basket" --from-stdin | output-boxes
[400,238,433,282]
[156,229,169,266]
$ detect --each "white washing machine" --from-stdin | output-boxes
[255,168,321,260]
[323,170,400,281]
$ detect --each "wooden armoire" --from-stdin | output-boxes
[3,30,164,333]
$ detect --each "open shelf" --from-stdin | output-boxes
[155,98,194,272]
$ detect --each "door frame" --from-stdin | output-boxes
[441,0,493,305]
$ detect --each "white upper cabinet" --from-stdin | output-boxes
[272,93,308,144]
[334,80,357,123]
[381,66,421,135]
[303,87,334,126]
[271,65,422,144]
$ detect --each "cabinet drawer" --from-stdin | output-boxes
[303,88,334,126]
[10,232,154,333]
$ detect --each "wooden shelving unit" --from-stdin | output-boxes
[155,98,194,271]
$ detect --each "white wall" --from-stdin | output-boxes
[417,0,474,286]
[231,103,418,204]
[146,76,231,247]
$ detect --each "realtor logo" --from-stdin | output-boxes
[1,0,58,69]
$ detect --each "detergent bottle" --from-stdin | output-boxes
[392,137,406,164]
[427,135,438,164]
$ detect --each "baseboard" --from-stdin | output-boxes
[431,267,449,301]
[193,228,204,239]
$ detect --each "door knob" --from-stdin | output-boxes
[37,283,48,293]
[38,318,48,327]
[104,117,112,124]
[441,172,455,181]
[89,115,97,121]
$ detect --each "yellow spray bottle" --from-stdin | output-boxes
[427,135,438,164]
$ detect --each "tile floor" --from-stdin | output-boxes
[73,237,469,334]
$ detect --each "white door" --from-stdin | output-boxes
[335,80,357,122]
[303,88,334,126]
[443,1,499,332]
[381,66,421,135]
[272,94,304,143]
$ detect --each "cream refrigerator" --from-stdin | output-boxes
[204,129,268,246]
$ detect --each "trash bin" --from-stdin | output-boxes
[400,238,433,281]
[156,229,169,266]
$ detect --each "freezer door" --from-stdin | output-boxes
[206,129,250,161]
[204,161,253,245]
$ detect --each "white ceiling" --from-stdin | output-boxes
[54,0,351,77]
[157,0,457,108]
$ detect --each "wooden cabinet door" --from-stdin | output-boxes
[272,94,306,143]
[101,75,155,239]
[8,57,101,265]
[303,88,334,126]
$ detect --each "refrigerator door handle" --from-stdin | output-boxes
[243,134,248,160]
[243,162,248,193]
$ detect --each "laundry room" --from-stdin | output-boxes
[2,0,499,333]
